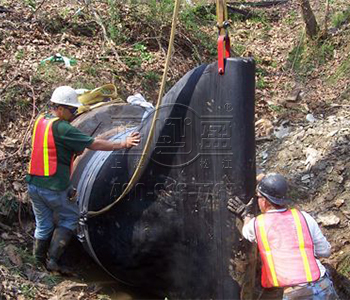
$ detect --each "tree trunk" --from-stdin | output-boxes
[298,0,319,38]
[323,0,330,35]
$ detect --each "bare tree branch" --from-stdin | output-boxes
[297,0,319,38]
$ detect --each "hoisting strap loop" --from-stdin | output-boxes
[216,0,231,74]
[87,0,181,218]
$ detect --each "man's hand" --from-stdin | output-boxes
[227,196,255,219]
[256,173,265,182]
[125,132,141,148]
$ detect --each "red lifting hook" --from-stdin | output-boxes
[218,33,231,75]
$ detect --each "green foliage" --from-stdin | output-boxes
[250,11,269,25]
[123,43,154,69]
[328,56,350,84]
[41,273,61,288]
[105,0,216,66]
[19,283,36,299]
[256,66,268,89]
[257,77,266,89]
[15,49,25,60]
[148,0,174,19]
[338,253,350,277]
[233,44,246,56]
[22,0,36,10]
[243,11,272,32]
[124,56,142,69]
[97,295,111,300]
[270,60,278,68]
[143,71,160,82]
[0,192,19,220]
[179,3,216,61]
[268,104,284,113]
[288,42,305,72]
[332,7,350,28]
[59,7,71,19]
[85,65,98,77]
[34,64,64,84]
[74,81,98,91]
[180,2,215,25]
[17,247,37,265]
[287,33,335,78]
[134,43,153,62]
[107,0,126,44]
[284,10,298,26]
[141,71,160,91]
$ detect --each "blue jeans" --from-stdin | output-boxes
[28,184,79,240]
[283,274,338,300]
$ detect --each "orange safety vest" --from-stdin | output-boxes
[28,115,59,176]
[255,209,320,288]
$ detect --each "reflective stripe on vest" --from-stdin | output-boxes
[28,115,59,176]
[255,209,320,288]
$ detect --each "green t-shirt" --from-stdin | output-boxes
[26,118,94,191]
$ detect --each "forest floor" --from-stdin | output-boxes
[0,0,350,299]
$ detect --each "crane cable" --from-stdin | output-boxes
[87,0,181,217]
[216,0,228,36]
[216,0,231,74]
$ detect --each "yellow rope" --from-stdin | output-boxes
[216,0,228,36]
[77,84,118,114]
[87,0,182,217]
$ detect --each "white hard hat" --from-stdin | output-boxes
[50,86,82,107]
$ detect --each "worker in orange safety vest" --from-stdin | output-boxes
[27,86,141,273]
[227,173,338,300]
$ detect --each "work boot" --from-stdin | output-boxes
[33,238,51,265]
[46,227,73,273]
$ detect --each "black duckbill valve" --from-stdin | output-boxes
[72,58,257,299]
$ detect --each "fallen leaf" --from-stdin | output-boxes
[4,244,22,267]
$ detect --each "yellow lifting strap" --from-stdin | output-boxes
[216,0,229,36]
[77,84,118,114]
[87,0,182,218]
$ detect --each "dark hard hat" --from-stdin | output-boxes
[257,173,289,205]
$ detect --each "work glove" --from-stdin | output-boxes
[67,187,78,202]
[227,196,255,219]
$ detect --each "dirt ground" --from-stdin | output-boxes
[256,105,350,298]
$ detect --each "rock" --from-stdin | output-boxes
[274,123,290,139]
[304,147,321,170]
[261,150,268,160]
[326,166,334,173]
[345,181,350,190]
[306,128,316,135]
[301,174,311,182]
[4,244,22,267]
[327,130,338,137]
[306,114,316,123]
[337,136,348,144]
[317,213,340,227]
[342,210,350,219]
[325,192,336,201]
[336,176,344,184]
[12,181,21,191]
[255,118,273,136]
[335,199,345,208]
[286,89,301,102]
[314,161,327,171]
[334,163,346,173]
[1,232,10,240]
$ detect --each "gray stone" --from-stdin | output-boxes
[317,213,340,227]
[306,114,316,123]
